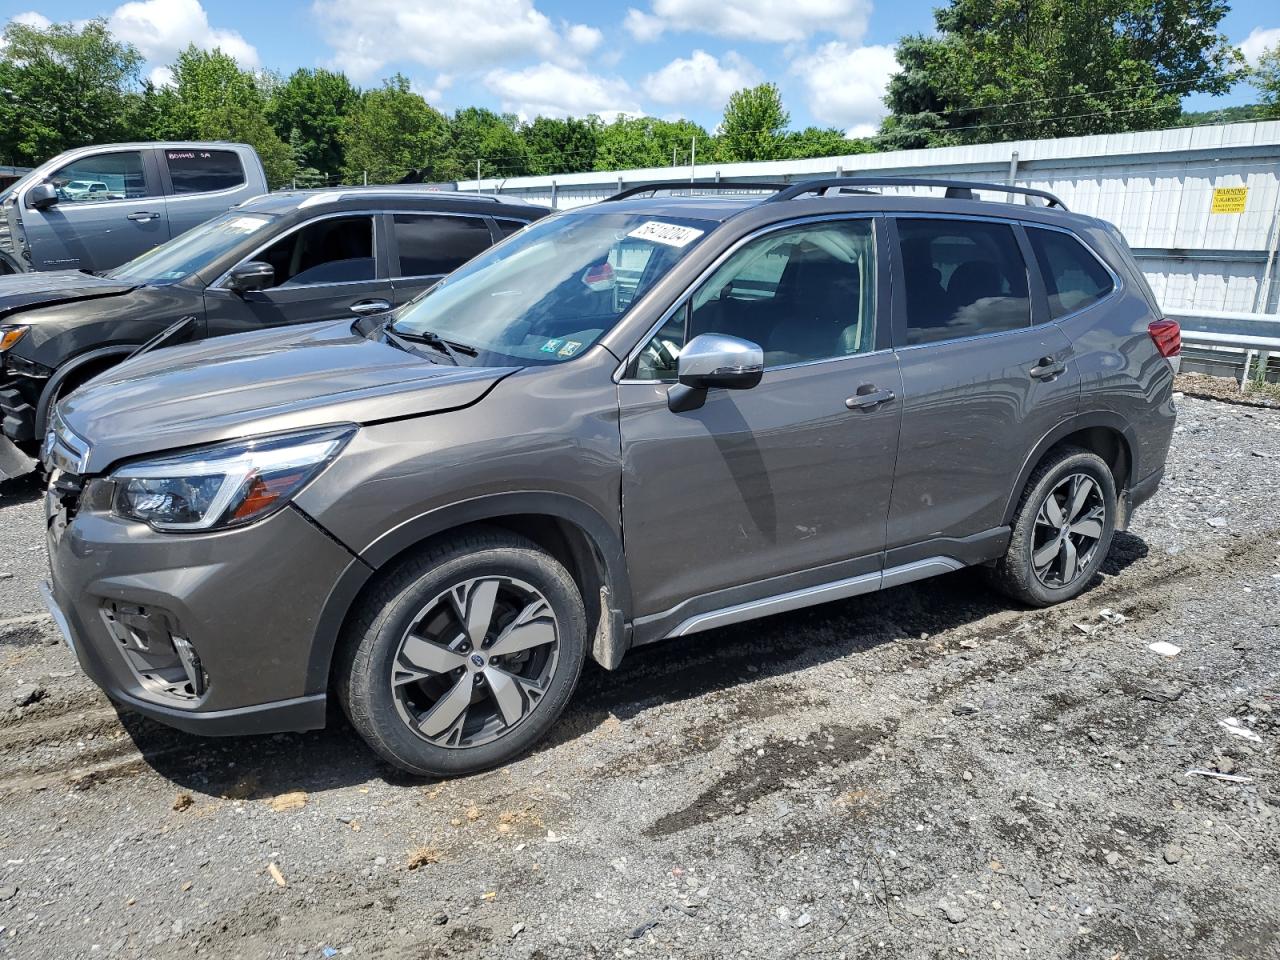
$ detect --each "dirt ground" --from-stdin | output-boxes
[0,393,1277,960]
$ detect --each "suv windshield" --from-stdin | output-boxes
[107,212,276,285]
[390,211,713,365]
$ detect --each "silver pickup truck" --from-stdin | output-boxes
[0,142,267,275]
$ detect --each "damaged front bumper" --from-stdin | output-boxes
[0,433,34,480]
[0,360,50,479]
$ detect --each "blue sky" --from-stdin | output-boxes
[3,0,1277,134]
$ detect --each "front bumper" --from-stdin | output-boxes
[45,497,359,735]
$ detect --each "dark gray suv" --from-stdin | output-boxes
[39,177,1179,777]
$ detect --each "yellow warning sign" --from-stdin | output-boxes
[1211,186,1248,214]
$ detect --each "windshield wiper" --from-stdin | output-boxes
[388,329,476,366]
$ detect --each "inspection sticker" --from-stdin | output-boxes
[627,221,705,248]
[539,338,564,354]
[1211,186,1248,214]
[558,340,583,357]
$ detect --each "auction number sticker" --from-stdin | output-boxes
[627,221,705,248]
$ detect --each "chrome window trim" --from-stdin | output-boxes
[614,211,881,385]
[388,209,498,281]
[210,210,381,291]
[1021,221,1125,324]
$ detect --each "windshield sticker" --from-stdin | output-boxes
[626,221,704,248]
[558,340,583,357]
[540,338,564,354]
[225,216,269,234]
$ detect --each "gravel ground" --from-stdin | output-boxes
[0,394,1277,960]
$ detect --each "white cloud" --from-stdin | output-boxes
[10,11,52,29]
[792,42,897,135]
[624,0,871,44]
[642,50,760,108]
[148,64,174,87]
[484,62,641,120]
[314,0,603,82]
[108,0,259,67]
[1240,26,1280,64]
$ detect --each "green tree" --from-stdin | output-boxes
[782,126,873,159]
[287,127,326,187]
[882,0,1243,146]
[443,107,528,180]
[266,68,358,179]
[163,45,293,187]
[520,116,600,175]
[592,117,713,170]
[1252,45,1280,119]
[0,17,142,165]
[339,74,449,184]
[719,83,789,161]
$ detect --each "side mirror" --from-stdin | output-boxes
[668,333,763,412]
[26,182,58,211]
[227,261,275,294]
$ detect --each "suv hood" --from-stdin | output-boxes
[0,270,137,319]
[58,319,517,474]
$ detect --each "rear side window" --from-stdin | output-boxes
[1027,228,1115,319]
[165,149,246,194]
[897,219,1030,345]
[495,218,528,238]
[393,214,492,277]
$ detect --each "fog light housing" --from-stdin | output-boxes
[171,636,208,697]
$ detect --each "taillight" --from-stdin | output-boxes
[1148,319,1181,358]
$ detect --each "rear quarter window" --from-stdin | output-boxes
[1027,227,1115,319]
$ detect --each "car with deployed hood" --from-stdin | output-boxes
[0,186,543,477]
[39,176,1178,778]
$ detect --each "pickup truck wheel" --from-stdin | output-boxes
[337,528,586,777]
[988,446,1117,608]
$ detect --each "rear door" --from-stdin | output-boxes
[203,212,393,336]
[617,215,901,623]
[885,215,1080,561]
[23,148,168,272]
[387,211,498,305]
[158,147,253,237]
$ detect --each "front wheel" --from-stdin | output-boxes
[337,529,586,777]
[988,446,1117,607]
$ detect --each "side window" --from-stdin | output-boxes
[251,216,375,287]
[393,214,492,277]
[165,149,245,194]
[897,219,1030,345]
[633,219,877,379]
[494,218,527,238]
[1027,228,1115,319]
[49,151,150,202]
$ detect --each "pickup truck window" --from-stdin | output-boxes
[166,149,246,194]
[50,151,151,202]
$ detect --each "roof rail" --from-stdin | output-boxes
[764,176,1068,210]
[605,181,790,202]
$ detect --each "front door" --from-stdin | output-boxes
[886,216,1080,557]
[618,216,901,624]
[203,213,394,336]
[24,149,168,272]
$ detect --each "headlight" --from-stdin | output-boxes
[0,324,28,352]
[110,426,355,532]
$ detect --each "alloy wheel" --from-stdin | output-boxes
[1030,472,1106,588]
[389,576,560,749]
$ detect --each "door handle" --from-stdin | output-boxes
[349,299,391,315]
[126,211,160,221]
[845,386,896,410]
[1029,357,1067,381]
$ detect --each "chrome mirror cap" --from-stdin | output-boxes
[676,333,764,390]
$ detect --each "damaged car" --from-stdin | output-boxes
[0,187,543,477]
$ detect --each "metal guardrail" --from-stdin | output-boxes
[1165,307,1280,383]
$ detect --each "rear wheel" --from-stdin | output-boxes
[988,446,1117,607]
[337,529,586,777]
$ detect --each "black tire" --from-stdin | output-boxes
[336,528,586,777]
[987,446,1117,607]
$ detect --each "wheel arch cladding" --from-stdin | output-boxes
[305,493,634,694]
[37,344,138,436]
[1003,414,1136,526]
